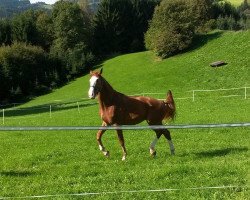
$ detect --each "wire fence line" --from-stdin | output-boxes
[1,86,249,109]
[0,86,249,125]
[191,86,249,101]
[0,185,245,199]
[0,123,249,131]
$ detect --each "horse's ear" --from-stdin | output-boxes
[90,70,93,75]
[99,68,103,75]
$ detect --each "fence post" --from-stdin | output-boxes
[2,109,4,125]
[77,102,80,113]
[50,105,52,118]
[245,86,247,99]
[192,90,195,102]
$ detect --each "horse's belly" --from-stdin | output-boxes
[101,105,147,125]
[120,112,145,125]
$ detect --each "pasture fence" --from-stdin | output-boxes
[2,109,4,125]
[0,86,249,125]
[0,185,244,199]
[0,100,98,124]
[0,123,250,131]
[191,86,249,102]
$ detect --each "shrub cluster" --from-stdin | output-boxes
[0,43,65,101]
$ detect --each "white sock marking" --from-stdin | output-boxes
[150,137,158,154]
[168,140,175,154]
[99,145,104,151]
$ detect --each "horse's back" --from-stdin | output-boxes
[108,93,167,125]
[130,96,167,123]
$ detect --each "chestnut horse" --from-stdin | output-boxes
[88,69,176,160]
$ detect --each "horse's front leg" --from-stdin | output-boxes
[116,129,127,161]
[97,121,109,157]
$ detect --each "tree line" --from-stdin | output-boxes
[0,0,249,104]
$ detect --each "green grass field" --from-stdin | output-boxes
[0,31,249,199]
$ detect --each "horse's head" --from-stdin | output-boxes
[88,68,103,99]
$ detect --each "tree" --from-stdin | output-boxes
[11,10,39,45]
[50,1,94,77]
[93,0,134,55]
[0,61,9,100]
[145,0,214,58]
[130,0,160,51]
[211,0,240,20]
[0,19,12,46]
[93,0,159,55]
[35,11,54,51]
[145,0,197,58]
[189,0,213,32]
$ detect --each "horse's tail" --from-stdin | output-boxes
[164,90,176,121]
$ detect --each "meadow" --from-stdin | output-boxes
[0,31,249,199]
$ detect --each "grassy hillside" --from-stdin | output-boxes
[0,31,249,199]
[20,31,250,108]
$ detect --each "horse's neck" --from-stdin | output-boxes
[98,78,116,107]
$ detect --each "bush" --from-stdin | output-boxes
[145,0,196,58]
[0,43,64,102]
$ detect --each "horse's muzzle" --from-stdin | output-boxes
[89,96,95,99]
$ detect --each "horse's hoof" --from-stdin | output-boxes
[122,156,126,161]
[104,151,110,157]
[150,148,156,157]
[150,151,156,157]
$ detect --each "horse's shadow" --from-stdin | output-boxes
[195,147,248,158]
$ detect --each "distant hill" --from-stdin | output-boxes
[0,0,52,18]
[0,0,101,18]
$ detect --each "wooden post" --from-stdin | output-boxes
[245,86,247,99]
[77,102,80,113]
[2,109,4,125]
[50,105,52,118]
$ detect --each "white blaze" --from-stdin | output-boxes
[88,76,98,98]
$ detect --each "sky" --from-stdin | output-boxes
[30,0,59,4]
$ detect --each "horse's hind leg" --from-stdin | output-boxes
[162,129,175,155]
[149,130,162,157]
[116,129,127,161]
[148,121,175,156]
[96,121,109,157]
